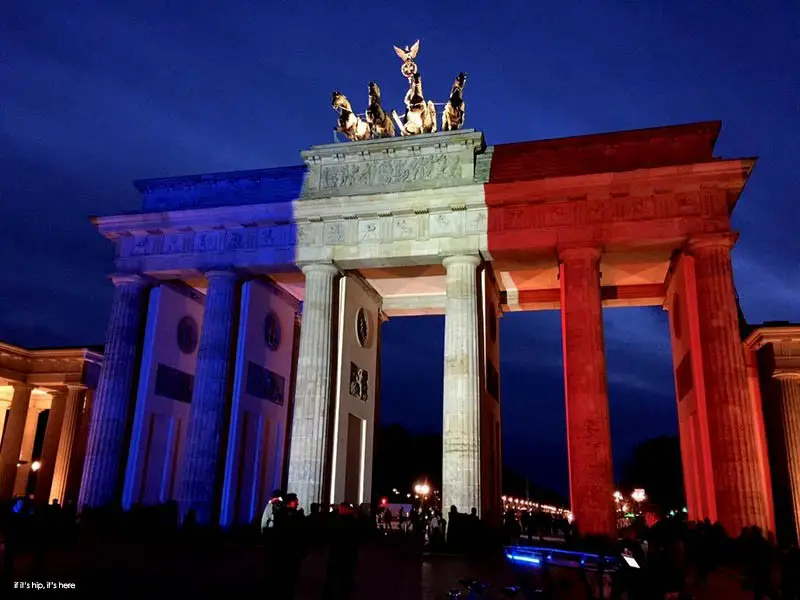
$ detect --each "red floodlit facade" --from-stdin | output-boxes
[484,121,773,536]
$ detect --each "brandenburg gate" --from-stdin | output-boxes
[62,40,778,537]
[76,118,773,536]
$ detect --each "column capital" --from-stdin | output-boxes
[558,246,602,263]
[9,382,34,394]
[301,263,339,276]
[686,232,739,254]
[110,273,149,287]
[774,370,800,381]
[203,267,240,281]
[442,254,481,269]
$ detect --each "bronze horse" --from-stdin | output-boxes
[365,82,395,138]
[441,72,467,131]
[392,72,437,136]
[332,91,371,141]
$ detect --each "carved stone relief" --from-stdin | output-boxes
[358,220,379,242]
[324,222,345,245]
[349,361,369,402]
[317,153,463,191]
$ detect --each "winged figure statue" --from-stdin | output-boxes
[394,40,420,78]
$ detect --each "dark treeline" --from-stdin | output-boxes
[371,423,565,506]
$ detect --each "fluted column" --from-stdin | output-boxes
[0,383,34,499]
[287,263,338,507]
[774,373,800,541]
[442,255,482,515]
[79,274,149,510]
[0,401,10,450]
[689,233,769,533]
[177,270,239,524]
[560,247,615,536]
[49,385,85,504]
[14,404,44,496]
[35,391,67,503]
[67,390,94,504]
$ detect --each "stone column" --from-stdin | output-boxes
[0,400,11,449]
[442,255,482,515]
[49,385,85,504]
[0,383,34,499]
[774,373,800,541]
[67,390,94,504]
[177,270,239,524]
[559,247,615,536]
[14,404,44,496]
[688,233,769,533]
[79,274,149,510]
[287,264,338,507]
[35,391,68,503]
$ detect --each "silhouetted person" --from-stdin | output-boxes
[748,526,774,600]
[323,503,361,600]
[447,506,461,548]
[1,498,25,580]
[782,545,800,600]
[265,493,305,600]
[261,490,283,532]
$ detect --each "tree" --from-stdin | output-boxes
[620,435,685,515]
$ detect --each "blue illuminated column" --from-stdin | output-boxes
[79,274,149,510]
[177,269,239,524]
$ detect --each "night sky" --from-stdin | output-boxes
[2,2,798,497]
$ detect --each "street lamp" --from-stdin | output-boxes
[31,460,41,472]
[631,488,646,503]
[414,482,430,509]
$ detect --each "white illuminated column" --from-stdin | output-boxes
[442,255,481,515]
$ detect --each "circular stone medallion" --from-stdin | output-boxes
[356,307,369,348]
[177,316,199,355]
[264,311,281,351]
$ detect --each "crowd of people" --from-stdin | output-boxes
[0,497,77,580]
[4,491,800,598]
[498,506,800,599]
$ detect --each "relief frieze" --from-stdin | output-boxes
[358,220,379,242]
[498,192,704,232]
[316,153,463,191]
[193,231,222,252]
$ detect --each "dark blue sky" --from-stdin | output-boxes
[2,1,798,496]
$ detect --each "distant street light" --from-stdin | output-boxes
[631,488,646,503]
[414,483,430,496]
[31,460,42,472]
[613,490,623,502]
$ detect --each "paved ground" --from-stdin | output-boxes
[2,531,753,598]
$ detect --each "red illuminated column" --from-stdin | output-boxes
[688,233,770,534]
[774,372,800,542]
[559,247,616,536]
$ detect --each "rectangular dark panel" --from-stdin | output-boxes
[245,361,285,405]
[676,352,694,400]
[344,414,363,504]
[154,364,194,403]
[486,360,500,401]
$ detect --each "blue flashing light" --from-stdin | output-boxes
[506,553,541,565]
